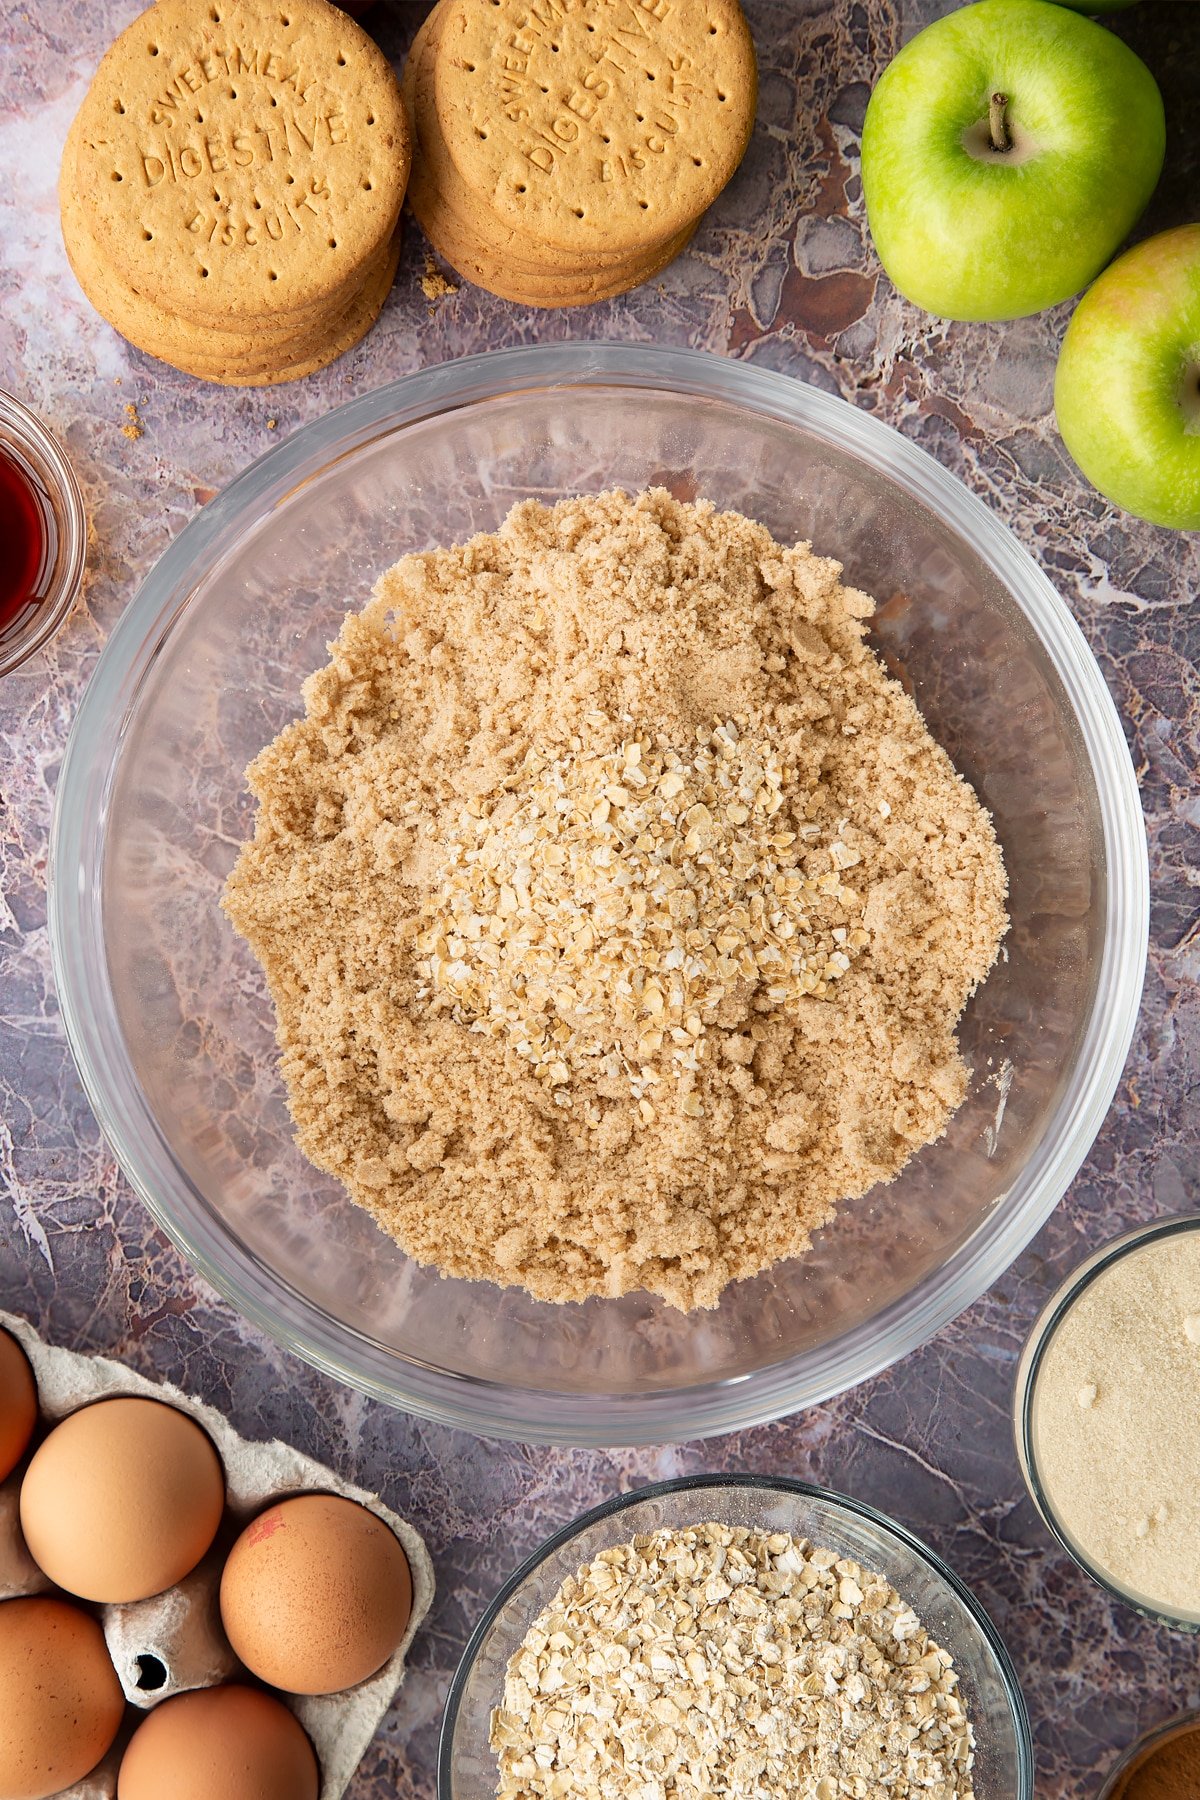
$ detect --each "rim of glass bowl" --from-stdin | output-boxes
[49,343,1149,1446]
[1014,1214,1200,1631]
[437,1473,1035,1800]
[0,390,88,678]
[1095,1710,1200,1798]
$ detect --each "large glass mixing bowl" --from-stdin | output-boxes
[50,345,1148,1445]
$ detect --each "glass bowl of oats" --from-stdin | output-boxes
[50,344,1147,1444]
[439,1475,1034,1800]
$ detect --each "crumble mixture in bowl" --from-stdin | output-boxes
[223,488,1007,1311]
[52,344,1146,1438]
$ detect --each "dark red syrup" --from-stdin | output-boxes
[0,451,48,640]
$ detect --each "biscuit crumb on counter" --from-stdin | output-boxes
[223,488,1007,1311]
[420,256,458,302]
[121,401,143,440]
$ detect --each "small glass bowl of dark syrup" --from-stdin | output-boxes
[0,391,87,677]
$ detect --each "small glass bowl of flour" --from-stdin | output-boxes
[1016,1215,1200,1628]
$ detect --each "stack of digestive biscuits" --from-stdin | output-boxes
[403,0,756,307]
[59,0,409,385]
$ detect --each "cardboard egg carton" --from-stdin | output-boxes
[0,1310,434,1800]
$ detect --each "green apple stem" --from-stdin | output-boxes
[989,91,1012,154]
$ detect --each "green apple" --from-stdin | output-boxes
[861,0,1165,321]
[1050,1,1139,11]
[1055,226,1200,530]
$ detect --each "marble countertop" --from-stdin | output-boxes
[2,0,1199,1794]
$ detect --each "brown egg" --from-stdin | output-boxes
[0,1330,37,1482]
[220,1493,412,1694]
[0,1596,125,1800]
[20,1397,225,1603]
[117,1685,319,1800]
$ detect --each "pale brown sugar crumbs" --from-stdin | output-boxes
[222,489,1008,1311]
